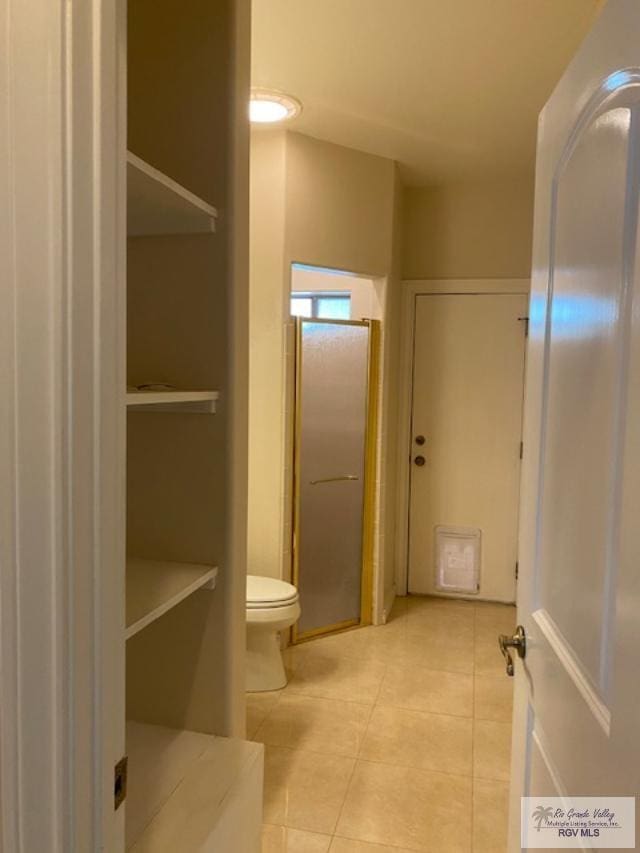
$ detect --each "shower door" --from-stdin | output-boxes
[293,318,378,640]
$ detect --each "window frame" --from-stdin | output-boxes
[290,290,351,319]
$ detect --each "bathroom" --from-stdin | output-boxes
[7,0,631,851]
[244,127,521,853]
[242,3,601,850]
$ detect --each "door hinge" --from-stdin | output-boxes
[114,756,128,810]
[515,561,519,580]
[518,316,529,337]
[519,441,524,459]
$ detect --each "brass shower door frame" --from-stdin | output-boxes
[291,317,381,643]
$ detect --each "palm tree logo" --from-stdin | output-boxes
[532,805,554,832]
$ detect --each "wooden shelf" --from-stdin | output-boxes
[126,558,218,640]
[127,151,218,236]
[126,721,263,850]
[126,390,219,413]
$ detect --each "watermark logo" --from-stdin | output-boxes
[521,797,635,848]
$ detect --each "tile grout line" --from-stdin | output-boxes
[328,659,390,843]
[284,688,386,707]
[330,753,476,783]
[354,653,390,759]
[372,699,473,720]
[471,601,478,852]
[247,688,284,743]
[331,829,424,853]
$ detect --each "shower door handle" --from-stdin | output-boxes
[309,475,359,485]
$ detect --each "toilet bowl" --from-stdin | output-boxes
[246,575,300,692]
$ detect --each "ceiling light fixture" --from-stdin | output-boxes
[249,89,302,124]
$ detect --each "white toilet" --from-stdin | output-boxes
[246,575,300,692]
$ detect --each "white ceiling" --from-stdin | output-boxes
[251,0,603,185]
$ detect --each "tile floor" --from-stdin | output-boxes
[248,595,516,853]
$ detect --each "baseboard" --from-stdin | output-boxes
[382,582,397,624]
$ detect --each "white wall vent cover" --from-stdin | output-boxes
[435,526,481,594]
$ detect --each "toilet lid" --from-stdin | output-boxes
[247,574,298,607]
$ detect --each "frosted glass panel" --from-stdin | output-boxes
[297,320,369,634]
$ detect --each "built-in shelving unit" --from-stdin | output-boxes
[121,0,254,847]
[127,151,218,237]
[126,722,262,850]
[126,390,219,413]
[126,558,218,640]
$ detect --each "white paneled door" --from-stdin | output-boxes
[408,291,528,601]
[510,0,640,848]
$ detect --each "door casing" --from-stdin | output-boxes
[0,0,126,850]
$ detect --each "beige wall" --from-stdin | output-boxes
[248,131,288,579]
[249,130,402,619]
[402,177,535,280]
[285,133,396,276]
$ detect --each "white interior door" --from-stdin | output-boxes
[408,292,527,601]
[510,1,640,847]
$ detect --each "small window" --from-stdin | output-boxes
[290,292,350,320]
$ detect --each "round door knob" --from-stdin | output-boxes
[415,435,426,446]
[414,455,426,466]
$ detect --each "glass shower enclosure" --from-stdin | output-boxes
[293,318,379,640]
